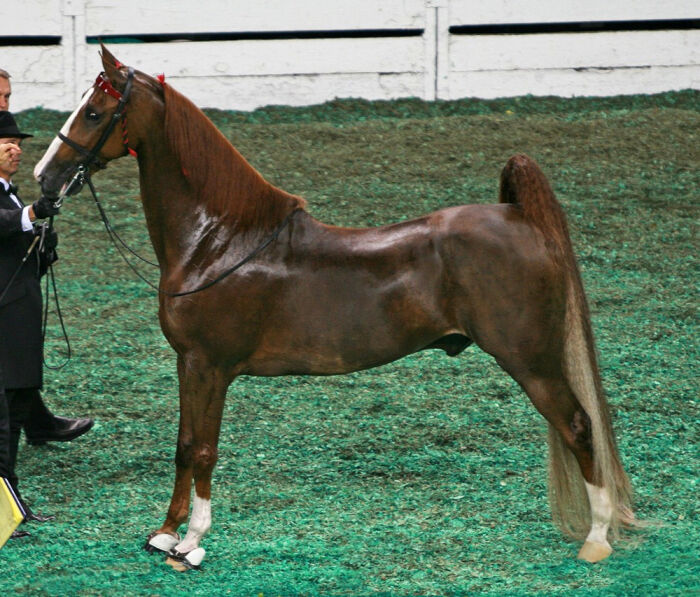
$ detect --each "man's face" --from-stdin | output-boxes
[0,137,22,179]
[0,78,10,111]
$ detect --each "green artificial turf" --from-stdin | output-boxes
[1,90,697,595]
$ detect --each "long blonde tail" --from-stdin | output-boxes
[500,154,636,539]
[551,290,635,539]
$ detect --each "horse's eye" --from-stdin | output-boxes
[85,110,100,122]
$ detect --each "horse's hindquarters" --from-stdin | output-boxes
[437,203,568,372]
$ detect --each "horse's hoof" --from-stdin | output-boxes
[577,540,613,563]
[165,547,205,572]
[144,532,180,554]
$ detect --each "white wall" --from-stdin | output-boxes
[2,0,698,112]
[444,0,699,99]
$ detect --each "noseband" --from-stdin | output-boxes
[58,66,136,174]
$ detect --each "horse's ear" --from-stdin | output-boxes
[100,43,118,67]
[100,44,125,83]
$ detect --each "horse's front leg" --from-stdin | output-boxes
[163,359,229,571]
[144,355,229,571]
[145,424,194,554]
[145,355,194,554]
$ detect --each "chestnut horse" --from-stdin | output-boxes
[35,47,634,569]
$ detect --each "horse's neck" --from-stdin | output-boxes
[136,157,191,268]
[135,144,299,272]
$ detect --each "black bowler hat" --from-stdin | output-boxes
[0,111,33,139]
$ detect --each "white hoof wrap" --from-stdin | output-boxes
[147,533,180,554]
[185,547,206,567]
[166,547,206,571]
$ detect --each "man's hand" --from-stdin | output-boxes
[0,142,20,171]
[32,195,60,219]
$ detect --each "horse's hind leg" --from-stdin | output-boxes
[498,362,613,561]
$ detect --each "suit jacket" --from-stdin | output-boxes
[0,185,56,389]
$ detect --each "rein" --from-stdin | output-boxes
[0,227,71,370]
[83,168,299,298]
[34,69,135,366]
[42,249,71,370]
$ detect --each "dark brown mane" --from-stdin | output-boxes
[161,82,305,231]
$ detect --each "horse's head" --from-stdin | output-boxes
[34,45,161,198]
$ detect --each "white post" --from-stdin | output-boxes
[435,1,450,100]
[425,0,449,102]
[62,0,86,109]
[424,2,438,101]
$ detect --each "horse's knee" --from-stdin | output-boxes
[193,443,218,473]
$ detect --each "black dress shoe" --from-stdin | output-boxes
[17,495,55,523]
[26,416,94,445]
[10,530,31,539]
[24,510,55,523]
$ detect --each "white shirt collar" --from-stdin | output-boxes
[0,176,23,209]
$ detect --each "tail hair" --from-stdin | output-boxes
[500,154,637,539]
[499,153,573,267]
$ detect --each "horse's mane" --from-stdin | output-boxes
[161,82,305,231]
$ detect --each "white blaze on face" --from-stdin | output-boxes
[175,495,212,554]
[34,89,93,181]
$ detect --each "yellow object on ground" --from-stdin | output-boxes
[0,478,25,548]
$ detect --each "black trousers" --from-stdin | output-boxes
[3,388,35,489]
[0,382,11,480]
[26,392,55,433]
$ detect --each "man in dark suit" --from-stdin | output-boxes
[0,111,93,533]
[0,70,93,447]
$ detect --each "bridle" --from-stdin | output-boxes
[51,64,299,298]
[55,66,136,201]
[59,67,136,170]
